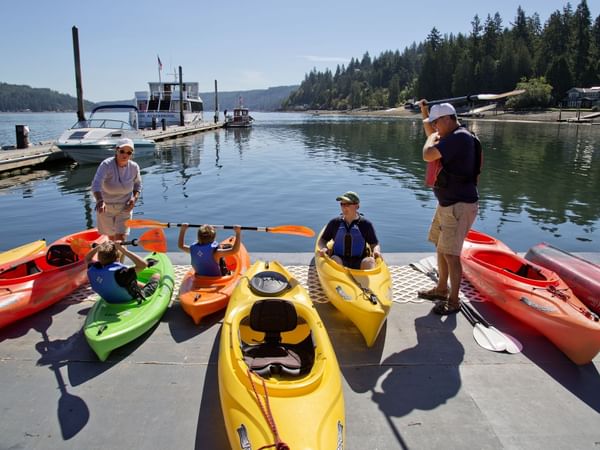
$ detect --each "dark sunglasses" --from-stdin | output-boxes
[118,149,133,155]
[340,202,357,206]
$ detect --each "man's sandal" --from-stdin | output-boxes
[433,301,461,315]
[417,288,448,301]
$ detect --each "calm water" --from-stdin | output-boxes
[0,112,599,254]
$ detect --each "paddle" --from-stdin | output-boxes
[408,89,526,108]
[125,218,315,238]
[460,302,506,352]
[410,256,522,353]
[70,228,168,255]
[462,301,522,354]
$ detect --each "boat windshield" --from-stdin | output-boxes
[70,119,135,130]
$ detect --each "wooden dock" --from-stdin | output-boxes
[0,122,224,173]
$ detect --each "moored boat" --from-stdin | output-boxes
[461,230,600,365]
[0,229,107,329]
[224,98,254,128]
[525,243,600,316]
[83,252,174,361]
[219,260,345,449]
[314,231,392,347]
[56,105,156,164]
[133,80,204,128]
[178,235,251,324]
[0,239,46,266]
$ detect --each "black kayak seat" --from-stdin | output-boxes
[243,299,315,377]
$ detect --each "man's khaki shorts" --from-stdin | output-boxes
[428,202,478,256]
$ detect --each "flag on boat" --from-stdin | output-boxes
[157,55,163,71]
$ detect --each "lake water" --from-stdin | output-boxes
[0,112,599,254]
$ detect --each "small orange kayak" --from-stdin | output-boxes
[178,236,251,324]
[0,229,107,329]
[462,230,600,365]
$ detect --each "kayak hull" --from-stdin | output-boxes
[84,252,175,361]
[178,236,250,324]
[525,243,600,316]
[219,260,345,449]
[314,231,392,347]
[462,231,600,365]
[0,230,106,329]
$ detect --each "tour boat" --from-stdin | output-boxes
[133,81,204,129]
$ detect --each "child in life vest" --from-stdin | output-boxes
[178,224,242,276]
[86,241,160,303]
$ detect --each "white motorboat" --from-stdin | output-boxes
[56,105,156,165]
[133,81,204,129]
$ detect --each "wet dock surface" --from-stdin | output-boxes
[1,253,599,449]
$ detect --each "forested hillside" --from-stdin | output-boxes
[200,85,298,111]
[0,82,95,112]
[284,0,600,110]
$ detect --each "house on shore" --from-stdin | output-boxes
[565,87,600,108]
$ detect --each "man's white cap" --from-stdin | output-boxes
[426,103,457,122]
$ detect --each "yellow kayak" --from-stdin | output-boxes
[0,239,46,266]
[219,260,345,449]
[314,232,393,347]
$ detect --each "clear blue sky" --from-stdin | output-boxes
[2,0,597,102]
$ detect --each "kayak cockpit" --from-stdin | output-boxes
[241,298,315,379]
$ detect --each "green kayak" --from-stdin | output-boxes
[84,252,175,361]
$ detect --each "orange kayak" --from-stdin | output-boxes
[0,229,107,329]
[462,230,600,365]
[178,236,251,324]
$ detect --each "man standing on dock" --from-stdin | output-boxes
[418,102,481,315]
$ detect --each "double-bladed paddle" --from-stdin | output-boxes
[410,256,522,354]
[125,218,315,238]
[70,228,168,255]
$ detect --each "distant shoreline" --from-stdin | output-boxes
[306,108,599,124]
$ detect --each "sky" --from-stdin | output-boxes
[2,0,598,102]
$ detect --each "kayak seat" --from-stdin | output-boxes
[46,244,79,267]
[243,299,315,377]
[505,263,546,281]
[249,271,291,297]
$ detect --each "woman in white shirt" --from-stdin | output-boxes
[91,138,142,242]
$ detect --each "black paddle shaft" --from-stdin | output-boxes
[462,302,490,328]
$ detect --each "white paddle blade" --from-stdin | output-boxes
[490,327,522,354]
[473,324,506,352]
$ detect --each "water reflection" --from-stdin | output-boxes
[0,115,598,252]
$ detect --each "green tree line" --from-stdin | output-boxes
[284,0,600,110]
[0,82,95,112]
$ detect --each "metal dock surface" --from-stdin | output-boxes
[1,252,599,449]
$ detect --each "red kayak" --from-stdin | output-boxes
[0,229,107,328]
[462,230,600,365]
[525,243,600,316]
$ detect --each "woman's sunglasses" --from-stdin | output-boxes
[118,149,133,155]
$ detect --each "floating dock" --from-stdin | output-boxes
[0,122,224,173]
[1,252,599,449]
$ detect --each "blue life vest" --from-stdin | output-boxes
[332,219,366,258]
[88,262,132,303]
[190,241,221,276]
